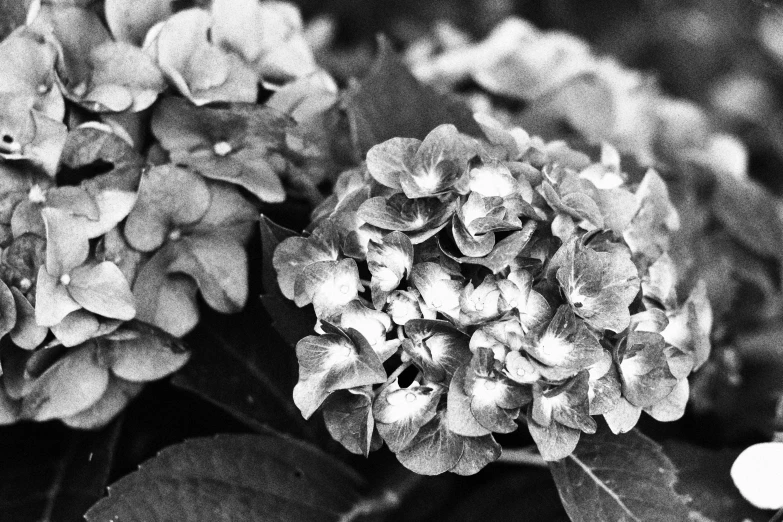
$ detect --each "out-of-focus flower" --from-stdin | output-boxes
[152,96,291,202]
[127,166,257,336]
[143,8,258,105]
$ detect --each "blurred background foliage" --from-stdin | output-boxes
[290,0,783,194]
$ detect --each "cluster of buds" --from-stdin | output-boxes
[0,0,323,427]
[275,118,712,473]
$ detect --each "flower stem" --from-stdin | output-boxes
[338,470,424,522]
[496,446,547,468]
[375,360,412,397]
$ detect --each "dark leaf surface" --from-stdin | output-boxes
[0,419,121,522]
[549,423,691,522]
[712,173,783,261]
[345,37,482,155]
[260,216,317,348]
[86,434,366,522]
[173,301,312,437]
[663,441,770,522]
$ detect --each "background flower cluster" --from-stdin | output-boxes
[0,0,328,427]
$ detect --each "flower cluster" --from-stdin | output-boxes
[275,119,712,472]
[0,0,323,427]
[409,17,749,179]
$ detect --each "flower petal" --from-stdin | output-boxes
[68,261,136,320]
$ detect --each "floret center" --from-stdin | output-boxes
[213,141,233,156]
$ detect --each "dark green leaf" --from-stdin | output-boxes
[86,434,366,522]
[173,302,312,437]
[260,216,317,349]
[712,173,783,261]
[345,36,482,155]
[549,422,691,522]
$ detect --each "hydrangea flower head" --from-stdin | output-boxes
[274,115,711,473]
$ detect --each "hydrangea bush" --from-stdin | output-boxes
[2,1,777,520]
[274,119,712,471]
[0,0,327,428]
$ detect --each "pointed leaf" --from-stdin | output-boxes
[86,434,365,522]
[173,300,312,437]
[548,423,691,522]
[345,37,482,155]
[259,216,317,348]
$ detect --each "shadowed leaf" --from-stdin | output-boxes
[86,434,366,522]
[549,422,691,522]
[345,36,482,155]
